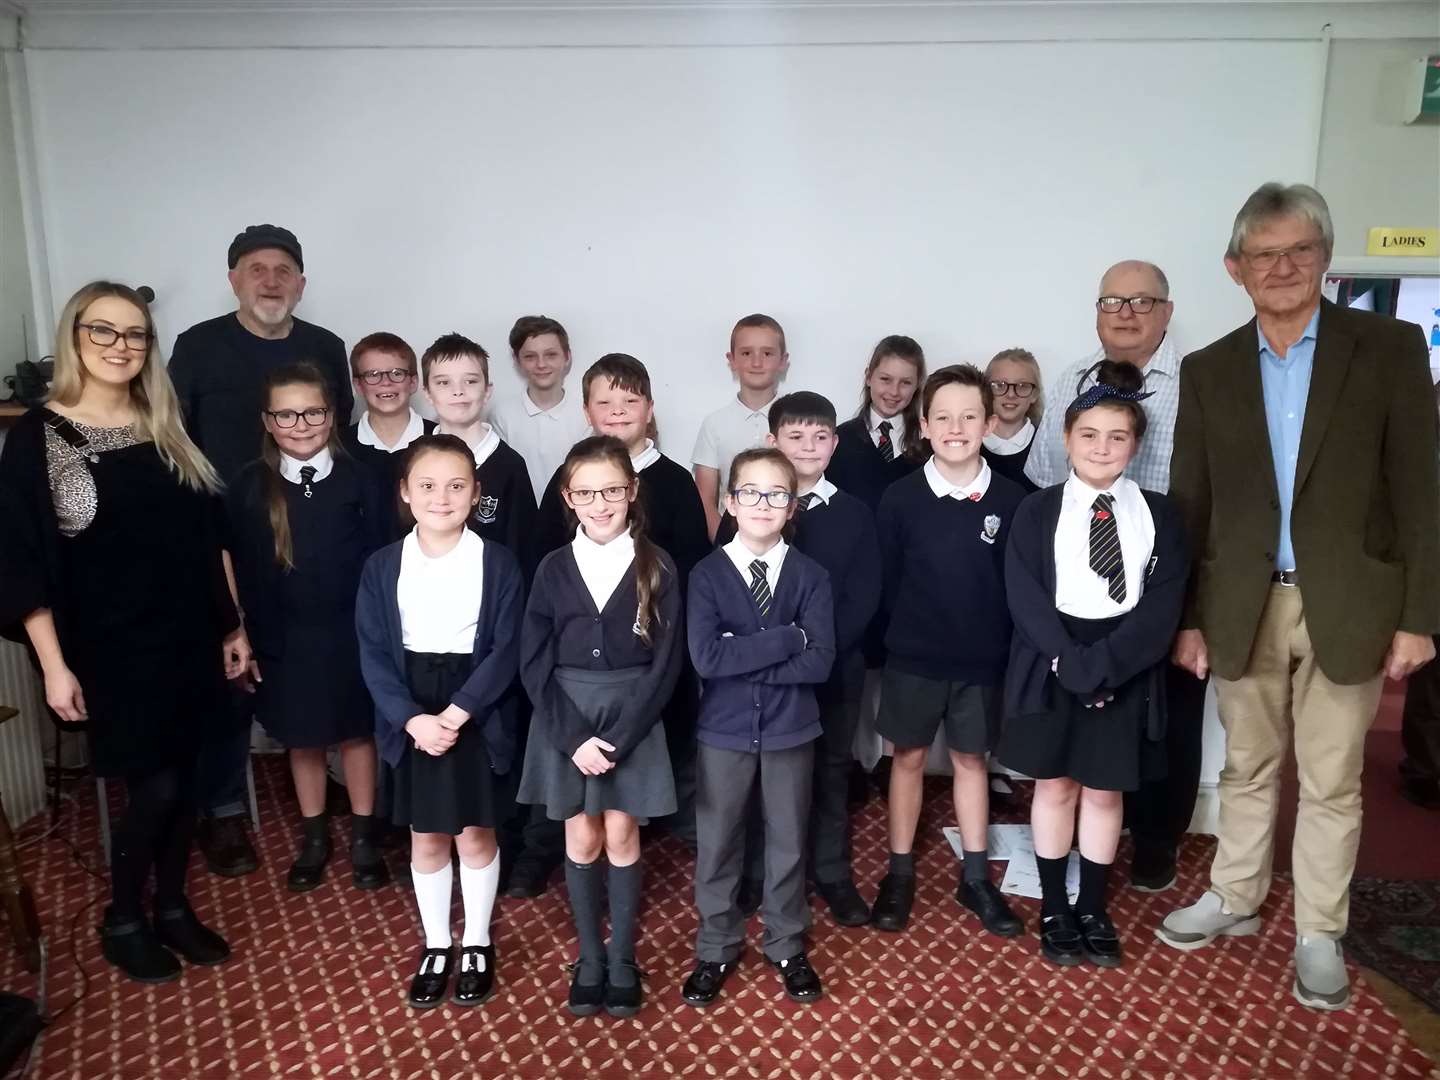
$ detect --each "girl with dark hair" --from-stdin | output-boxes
[829,335,928,511]
[518,435,684,1018]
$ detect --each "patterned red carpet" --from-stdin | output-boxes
[4,757,1437,1080]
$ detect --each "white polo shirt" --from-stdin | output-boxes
[489,387,591,497]
[691,393,777,507]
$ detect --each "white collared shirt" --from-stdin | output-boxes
[868,407,908,450]
[631,438,661,473]
[438,424,501,468]
[490,388,591,500]
[798,474,837,508]
[398,527,485,653]
[692,394,777,507]
[571,526,636,612]
[1054,472,1156,618]
[279,446,334,485]
[984,418,1035,456]
[723,535,788,598]
[356,408,426,453]
[923,456,993,502]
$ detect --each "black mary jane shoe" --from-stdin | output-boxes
[956,879,1024,938]
[99,907,181,984]
[407,947,454,1008]
[773,953,823,1004]
[870,873,916,932]
[154,903,231,965]
[680,958,736,1008]
[1077,912,1124,968]
[1038,910,1085,967]
[567,961,606,1017]
[817,880,872,928]
[604,961,645,1018]
[452,944,497,1007]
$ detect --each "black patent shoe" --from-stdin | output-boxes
[817,880,871,927]
[1077,912,1123,968]
[154,903,231,965]
[1038,910,1085,967]
[452,944,496,1006]
[567,961,606,1016]
[772,953,823,1003]
[870,873,915,932]
[99,907,181,984]
[956,878,1023,938]
[604,961,645,1018]
[407,947,453,1008]
[680,959,735,1007]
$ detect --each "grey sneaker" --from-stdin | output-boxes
[1156,890,1261,951]
[1293,935,1350,1011]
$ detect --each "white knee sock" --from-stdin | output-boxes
[459,853,500,948]
[411,862,453,950]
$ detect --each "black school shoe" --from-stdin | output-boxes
[286,834,332,893]
[99,907,181,984]
[604,961,645,1018]
[154,903,231,965]
[956,879,1024,937]
[567,963,606,1017]
[870,873,916,932]
[408,947,453,1008]
[772,953,823,1004]
[1077,912,1123,968]
[452,944,497,1006]
[198,815,259,878]
[1038,910,1085,967]
[681,958,736,1008]
[817,880,871,927]
[1129,848,1178,893]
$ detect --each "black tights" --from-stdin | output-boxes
[109,762,199,920]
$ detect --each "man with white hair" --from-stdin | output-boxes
[1159,183,1438,1010]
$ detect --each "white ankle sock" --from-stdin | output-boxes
[459,853,500,947]
[411,862,453,950]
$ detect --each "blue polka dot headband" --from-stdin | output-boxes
[1066,382,1154,416]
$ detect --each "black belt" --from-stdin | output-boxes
[1271,569,1299,587]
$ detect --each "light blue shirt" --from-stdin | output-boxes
[1257,306,1320,571]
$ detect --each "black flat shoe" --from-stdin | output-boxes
[567,962,606,1017]
[1129,848,1178,893]
[199,816,259,878]
[504,858,555,899]
[681,959,735,1008]
[452,944,496,1006]
[99,908,181,984]
[736,877,763,918]
[604,961,645,1018]
[870,873,915,932]
[154,904,230,966]
[1077,912,1123,968]
[956,879,1023,938]
[817,880,871,927]
[286,836,332,893]
[351,844,391,890]
[408,947,453,1008]
[1039,910,1085,967]
[773,953,822,1004]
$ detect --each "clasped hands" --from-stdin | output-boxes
[405,704,472,756]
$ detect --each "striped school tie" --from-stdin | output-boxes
[798,493,817,511]
[1088,493,1125,603]
[876,420,895,463]
[299,464,316,499]
[749,560,772,618]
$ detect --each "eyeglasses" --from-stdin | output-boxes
[731,487,794,509]
[265,407,330,428]
[1242,241,1323,273]
[356,367,415,385]
[77,323,152,350]
[990,380,1037,399]
[565,484,631,505]
[1096,295,1165,315]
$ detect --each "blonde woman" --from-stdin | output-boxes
[0,281,251,983]
[982,347,1045,492]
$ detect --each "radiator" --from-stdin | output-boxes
[0,639,50,826]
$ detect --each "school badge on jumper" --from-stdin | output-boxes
[981,514,1001,544]
[475,495,500,525]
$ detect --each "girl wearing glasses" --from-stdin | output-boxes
[982,348,1044,493]
[0,281,248,983]
[226,362,389,894]
[517,435,683,1018]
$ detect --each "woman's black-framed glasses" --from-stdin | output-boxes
[566,484,631,505]
[731,487,794,509]
[357,367,415,385]
[265,407,331,428]
[77,323,153,351]
[990,379,1037,399]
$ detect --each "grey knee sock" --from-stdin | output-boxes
[565,858,606,985]
[607,860,643,988]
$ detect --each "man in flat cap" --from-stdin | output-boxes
[169,224,352,878]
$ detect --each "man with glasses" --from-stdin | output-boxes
[169,224,352,878]
[1025,260,1202,895]
[1160,183,1437,1011]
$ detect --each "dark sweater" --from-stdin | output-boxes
[354,536,524,771]
[168,313,352,486]
[469,439,538,566]
[877,466,1027,684]
[982,443,1039,494]
[342,418,435,542]
[687,546,835,752]
[828,416,923,514]
[521,544,683,760]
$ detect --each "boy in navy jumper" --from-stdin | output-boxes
[716,393,882,927]
[682,449,836,1008]
[871,365,1026,938]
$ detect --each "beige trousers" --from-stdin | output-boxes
[1209,585,1383,937]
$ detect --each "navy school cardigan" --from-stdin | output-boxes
[355,535,524,772]
[687,546,836,752]
[1003,483,1190,730]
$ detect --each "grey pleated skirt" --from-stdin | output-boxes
[517,666,677,823]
